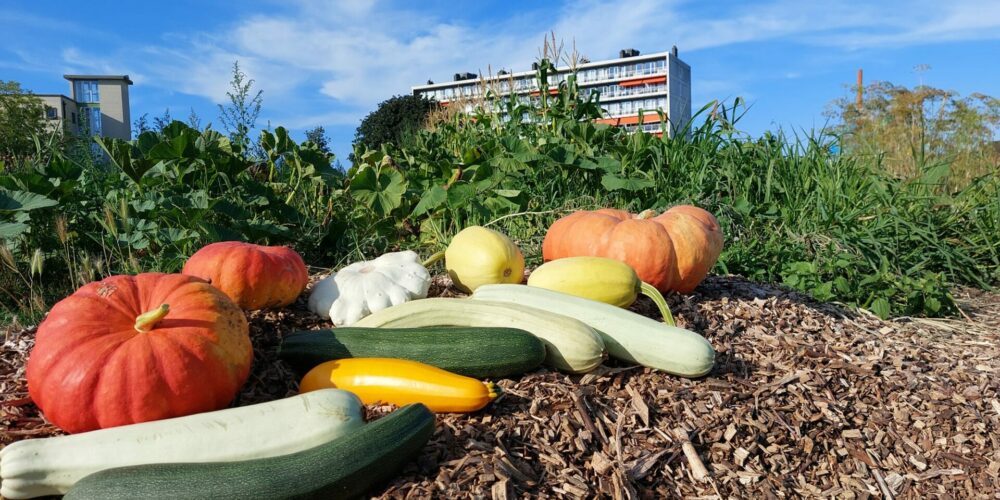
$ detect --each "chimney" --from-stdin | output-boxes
[672,45,678,57]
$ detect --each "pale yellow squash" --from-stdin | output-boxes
[443,226,525,293]
[528,257,639,307]
[527,256,675,324]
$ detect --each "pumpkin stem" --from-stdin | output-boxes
[422,250,446,268]
[134,304,170,332]
[636,209,657,219]
[485,382,502,401]
[639,282,675,326]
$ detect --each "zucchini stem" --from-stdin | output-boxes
[486,382,502,400]
[639,282,675,326]
[422,250,446,268]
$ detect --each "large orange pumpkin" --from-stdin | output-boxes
[26,273,252,433]
[182,241,308,310]
[542,206,723,293]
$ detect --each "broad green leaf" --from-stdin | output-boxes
[200,222,244,242]
[411,185,447,218]
[493,189,522,198]
[0,222,29,239]
[601,174,655,192]
[96,137,157,185]
[484,196,520,214]
[350,167,407,217]
[492,157,527,173]
[0,190,58,212]
[446,183,476,209]
[869,298,891,319]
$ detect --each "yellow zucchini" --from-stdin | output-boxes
[354,298,605,373]
[299,358,498,413]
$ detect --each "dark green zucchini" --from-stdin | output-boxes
[279,327,546,378]
[63,404,435,500]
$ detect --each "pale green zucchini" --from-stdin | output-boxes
[472,284,715,377]
[0,389,364,499]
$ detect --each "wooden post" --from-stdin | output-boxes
[856,68,863,110]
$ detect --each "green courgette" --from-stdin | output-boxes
[63,404,435,500]
[279,327,546,378]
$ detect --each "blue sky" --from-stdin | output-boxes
[3,0,999,161]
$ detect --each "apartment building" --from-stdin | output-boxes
[411,47,692,137]
[37,75,133,140]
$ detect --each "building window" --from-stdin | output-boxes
[74,80,100,103]
[81,107,103,136]
[45,106,58,120]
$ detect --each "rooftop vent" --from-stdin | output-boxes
[671,45,678,57]
[497,69,509,75]
[427,79,434,85]
[619,48,640,58]
[453,72,476,81]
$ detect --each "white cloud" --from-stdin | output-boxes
[8,0,998,132]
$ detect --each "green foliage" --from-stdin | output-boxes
[342,76,999,319]
[1,121,344,321]
[2,63,999,324]
[305,126,332,154]
[353,95,438,157]
[218,61,264,158]
[827,82,1000,188]
[0,81,51,159]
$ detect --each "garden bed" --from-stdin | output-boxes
[2,274,999,498]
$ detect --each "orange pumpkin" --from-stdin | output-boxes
[542,206,723,293]
[182,241,308,310]
[26,273,252,433]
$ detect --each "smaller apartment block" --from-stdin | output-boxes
[411,48,691,137]
[36,75,133,141]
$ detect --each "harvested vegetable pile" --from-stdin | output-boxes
[3,274,999,498]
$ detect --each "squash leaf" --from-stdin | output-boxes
[0,190,58,212]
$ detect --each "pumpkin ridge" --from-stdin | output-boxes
[148,274,200,311]
[146,332,217,418]
[158,282,229,321]
[71,287,143,326]
[75,335,128,430]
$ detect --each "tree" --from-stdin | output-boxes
[217,61,263,158]
[827,81,1000,187]
[353,94,437,155]
[304,126,331,154]
[0,81,49,159]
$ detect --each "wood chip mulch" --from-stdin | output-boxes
[2,275,999,499]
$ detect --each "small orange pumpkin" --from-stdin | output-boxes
[26,273,252,433]
[542,206,723,293]
[182,241,308,310]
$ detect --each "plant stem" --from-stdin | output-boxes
[640,281,675,326]
[422,250,446,268]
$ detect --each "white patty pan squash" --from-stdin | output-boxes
[308,250,431,326]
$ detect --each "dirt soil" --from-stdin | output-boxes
[2,274,999,499]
